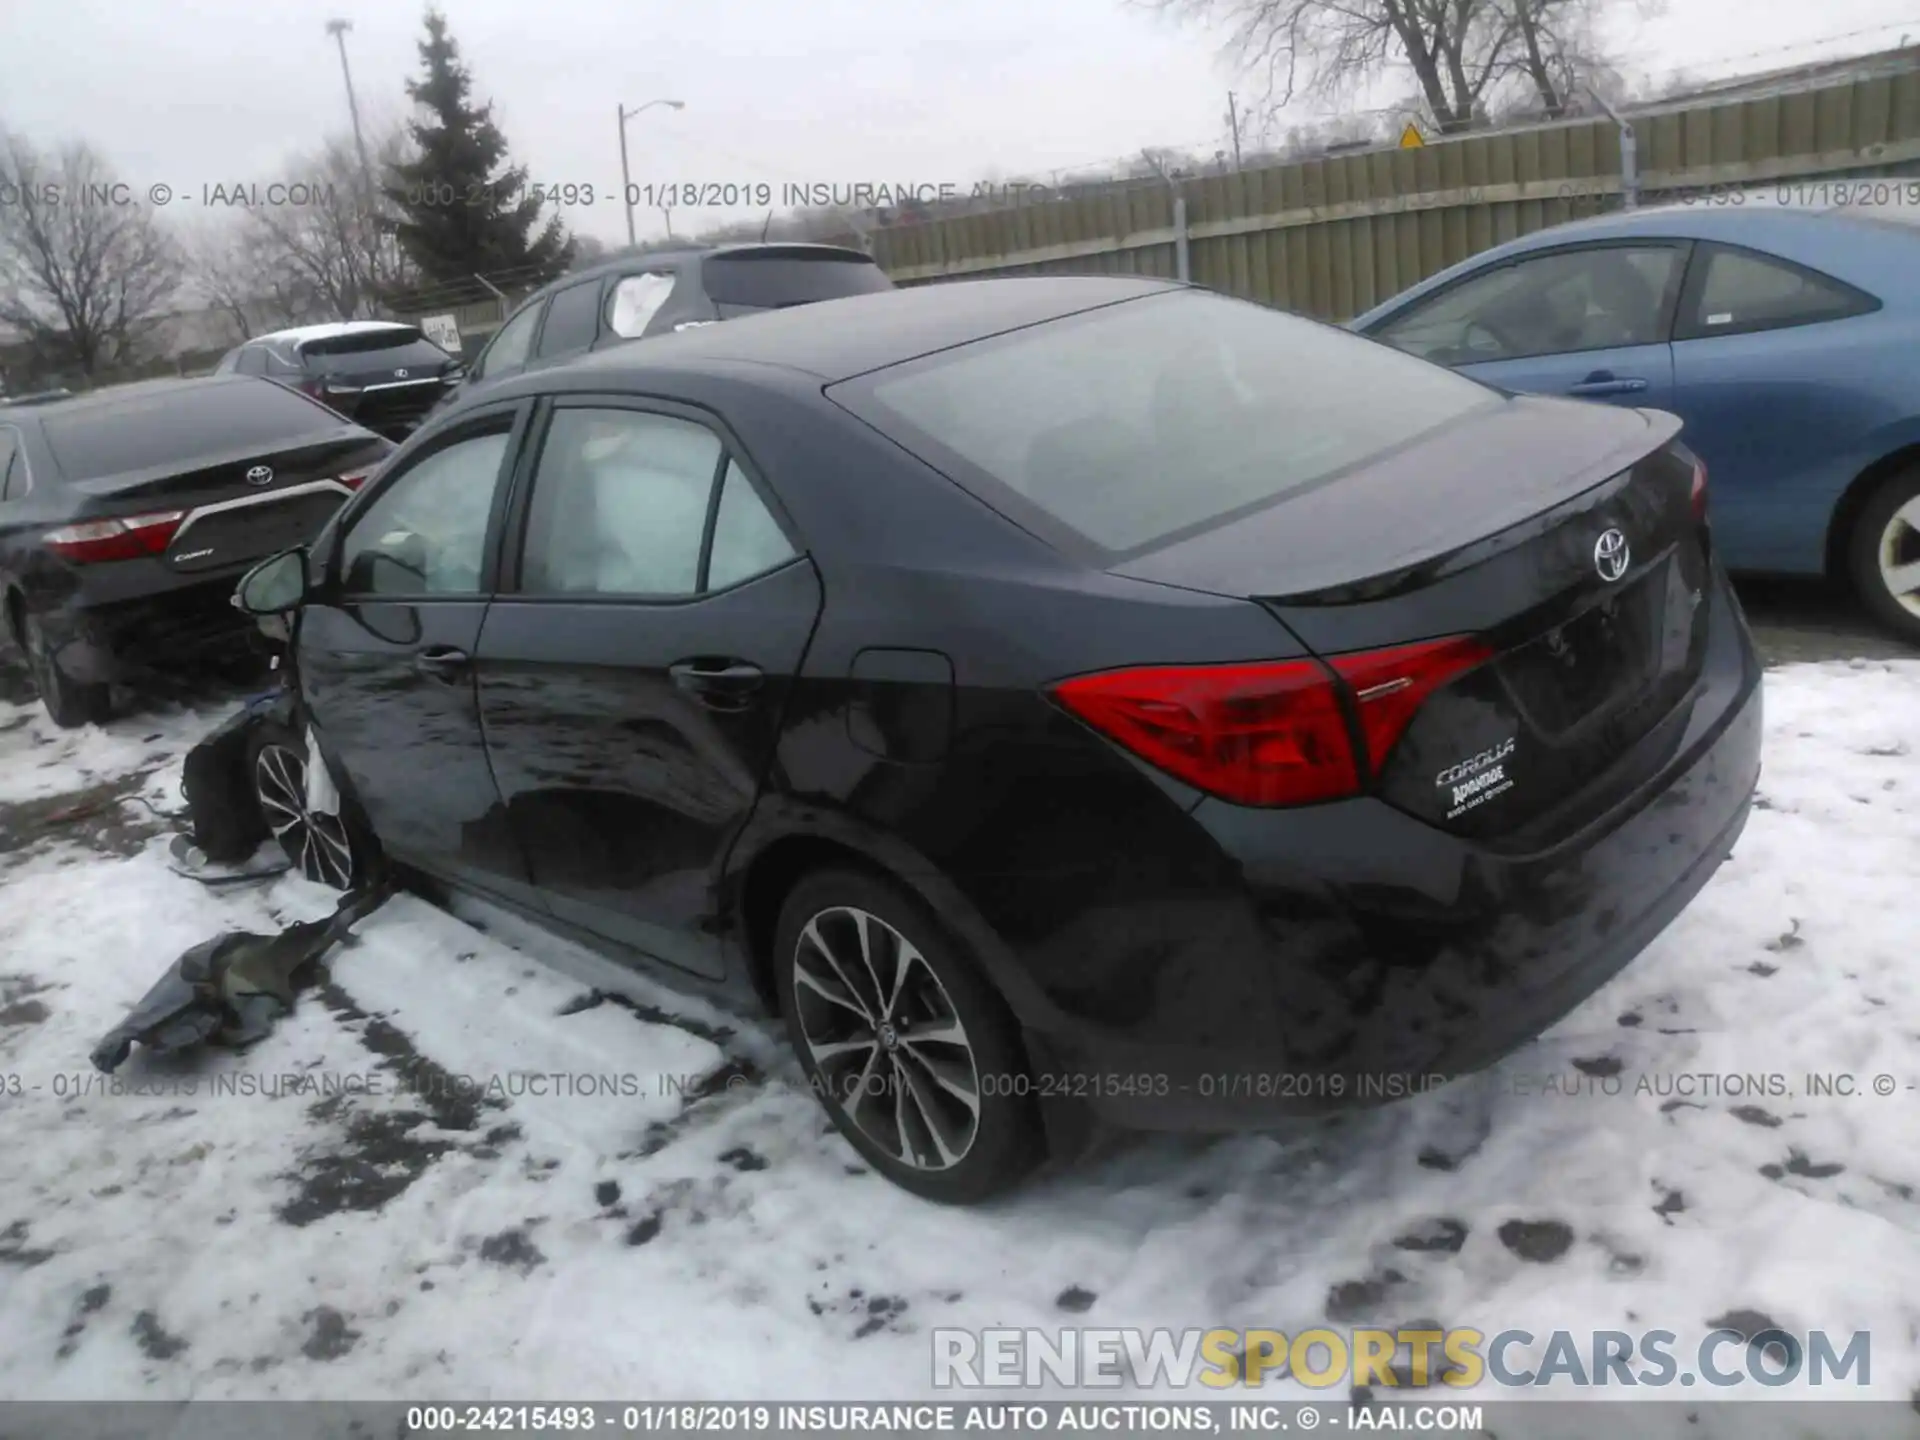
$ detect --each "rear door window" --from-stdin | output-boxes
[835,290,1499,557]
[534,281,605,358]
[1675,244,1878,339]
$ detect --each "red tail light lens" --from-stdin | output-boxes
[43,510,187,565]
[1050,659,1358,806]
[1329,635,1494,774]
[338,471,370,489]
[1689,456,1709,522]
[1050,635,1492,808]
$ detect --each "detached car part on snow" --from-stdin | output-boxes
[90,883,389,1073]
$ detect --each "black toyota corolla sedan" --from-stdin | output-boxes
[231,275,1763,1202]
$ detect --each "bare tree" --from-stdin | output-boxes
[0,132,183,375]
[1496,0,1662,118]
[242,127,415,321]
[182,220,320,342]
[1145,0,1651,134]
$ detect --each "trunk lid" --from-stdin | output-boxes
[74,434,389,575]
[1111,398,1713,844]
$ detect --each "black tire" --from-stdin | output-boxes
[20,609,109,729]
[1849,467,1920,645]
[773,867,1042,1204]
[247,720,369,890]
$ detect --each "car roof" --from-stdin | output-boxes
[510,275,1183,388]
[250,320,419,346]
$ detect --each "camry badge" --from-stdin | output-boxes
[245,465,273,487]
[1593,527,1630,583]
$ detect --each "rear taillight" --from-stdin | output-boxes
[43,510,187,565]
[1329,635,1494,775]
[1050,635,1491,808]
[1689,456,1709,522]
[338,471,370,489]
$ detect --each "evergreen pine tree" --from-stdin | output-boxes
[385,9,573,289]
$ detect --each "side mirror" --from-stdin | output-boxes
[234,548,309,615]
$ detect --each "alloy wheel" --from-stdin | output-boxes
[790,905,981,1171]
[254,743,355,889]
[1878,492,1920,621]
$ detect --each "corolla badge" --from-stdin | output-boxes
[1593,527,1630,583]
[245,465,273,487]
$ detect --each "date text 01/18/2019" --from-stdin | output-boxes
[400,181,784,209]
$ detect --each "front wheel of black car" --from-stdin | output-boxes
[1850,467,1920,645]
[774,868,1042,1204]
[20,611,109,729]
[248,722,362,890]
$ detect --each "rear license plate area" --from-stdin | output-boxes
[1496,564,1663,736]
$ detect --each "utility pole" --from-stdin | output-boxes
[326,19,374,195]
[1226,91,1244,170]
[618,97,686,247]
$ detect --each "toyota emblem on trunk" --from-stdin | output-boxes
[1594,527,1630,582]
[394,368,408,378]
[245,465,274,487]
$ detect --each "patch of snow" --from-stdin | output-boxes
[0,661,1915,1415]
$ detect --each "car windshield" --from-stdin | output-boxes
[298,328,451,373]
[845,290,1501,555]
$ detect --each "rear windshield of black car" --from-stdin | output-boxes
[702,254,893,310]
[297,329,452,372]
[41,382,348,482]
[837,290,1501,556]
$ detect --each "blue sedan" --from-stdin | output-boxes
[1350,202,1920,642]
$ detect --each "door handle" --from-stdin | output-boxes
[1567,372,1649,397]
[669,658,764,709]
[413,645,471,682]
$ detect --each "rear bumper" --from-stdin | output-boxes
[1012,576,1764,1131]
[40,576,261,683]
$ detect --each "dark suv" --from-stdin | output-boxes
[214,322,464,441]
[437,242,892,409]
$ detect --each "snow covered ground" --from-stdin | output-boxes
[1,660,1918,1420]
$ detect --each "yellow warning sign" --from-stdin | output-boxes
[1399,122,1425,149]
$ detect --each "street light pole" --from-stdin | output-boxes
[617,98,685,248]
[326,19,374,195]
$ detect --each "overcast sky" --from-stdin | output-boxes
[3,0,1918,250]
